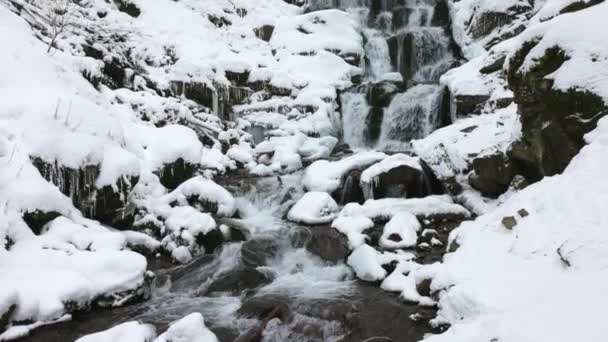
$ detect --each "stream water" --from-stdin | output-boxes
[17,1,463,341]
[19,171,457,342]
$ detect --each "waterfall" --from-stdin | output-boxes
[378,84,443,149]
[319,0,457,150]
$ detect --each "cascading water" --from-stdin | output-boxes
[326,0,458,150]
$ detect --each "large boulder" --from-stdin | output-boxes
[468,152,516,198]
[506,3,608,182]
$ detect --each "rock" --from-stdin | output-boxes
[203,267,273,295]
[22,210,61,235]
[502,216,517,230]
[452,94,491,116]
[365,164,425,199]
[254,25,275,42]
[509,174,529,191]
[31,157,137,228]
[507,40,608,182]
[294,225,350,262]
[237,295,291,321]
[335,169,365,205]
[468,152,515,198]
[0,304,16,334]
[241,238,280,268]
[158,158,197,191]
[196,229,225,254]
[518,209,529,218]
[344,282,437,341]
[416,278,432,297]
[113,0,141,18]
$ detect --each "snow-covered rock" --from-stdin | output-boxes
[379,212,421,249]
[287,192,339,225]
[340,196,471,222]
[347,244,387,282]
[155,313,218,342]
[75,321,156,342]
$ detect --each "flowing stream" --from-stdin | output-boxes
[18,1,462,341]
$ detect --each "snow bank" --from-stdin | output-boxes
[421,117,608,342]
[287,192,339,225]
[303,151,387,193]
[340,196,471,222]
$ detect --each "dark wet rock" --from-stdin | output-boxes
[453,94,491,116]
[196,229,225,254]
[507,41,608,182]
[334,169,365,205]
[365,106,384,145]
[416,278,432,297]
[170,80,252,121]
[31,157,137,228]
[362,159,445,200]
[293,225,350,262]
[0,304,16,334]
[208,14,231,27]
[502,216,517,230]
[157,158,197,191]
[238,295,291,321]
[560,0,605,15]
[468,152,515,198]
[366,81,402,108]
[343,281,437,342]
[241,238,280,268]
[22,210,61,235]
[381,260,399,275]
[509,174,529,191]
[518,208,530,218]
[480,55,507,74]
[113,0,140,17]
[204,268,273,295]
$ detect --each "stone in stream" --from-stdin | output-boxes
[202,267,273,296]
[502,216,518,230]
[292,225,350,262]
[241,238,280,268]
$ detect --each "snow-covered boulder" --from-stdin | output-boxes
[331,215,375,248]
[302,151,387,200]
[506,1,608,181]
[163,176,237,218]
[287,192,339,225]
[359,154,440,200]
[155,313,218,342]
[379,212,421,249]
[340,195,471,223]
[347,244,387,282]
[75,322,156,342]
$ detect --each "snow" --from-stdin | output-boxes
[303,151,387,193]
[412,104,519,180]
[76,313,217,342]
[0,215,148,337]
[360,153,421,185]
[155,313,218,342]
[331,215,375,248]
[75,322,156,342]
[163,176,236,218]
[340,196,471,222]
[422,116,608,342]
[287,192,339,225]
[379,212,421,249]
[347,244,387,282]
[508,1,608,102]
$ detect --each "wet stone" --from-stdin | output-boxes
[241,238,280,268]
[203,267,273,295]
[293,225,350,262]
[502,216,518,230]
